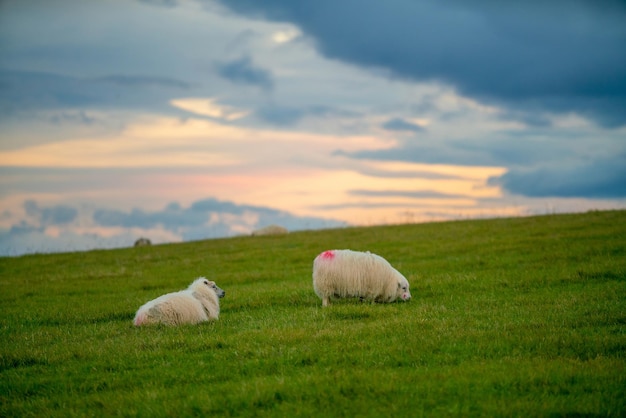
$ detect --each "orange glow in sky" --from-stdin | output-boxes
[0,110,510,226]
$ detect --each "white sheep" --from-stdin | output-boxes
[312,249,411,307]
[133,277,225,326]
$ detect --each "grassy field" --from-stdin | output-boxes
[1,210,625,417]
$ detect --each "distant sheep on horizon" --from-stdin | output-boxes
[312,249,411,307]
[134,237,151,247]
[133,277,225,326]
[251,225,288,236]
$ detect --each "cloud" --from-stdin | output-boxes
[255,104,360,126]
[214,55,274,91]
[349,189,470,200]
[94,75,192,89]
[340,128,582,169]
[94,197,344,234]
[489,155,626,199]
[0,117,245,168]
[0,70,192,117]
[272,28,300,44]
[0,197,345,256]
[170,98,250,120]
[0,226,146,257]
[93,206,207,230]
[138,0,179,8]
[0,114,395,169]
[49,111,97,126]
[336,142,499,167]
[256,105,306,125]
[335,123,626,200]
[24,200,78,225]
[497,109,552,128]
[352,166,465,181]
[7,221,44,235]
[382,118,425,133]
[213,0,626,127]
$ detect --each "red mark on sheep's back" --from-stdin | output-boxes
[320,250,335,260]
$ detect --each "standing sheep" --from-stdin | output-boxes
[312,249,411,307]
[134,237,151,247]
[133,277,225,326]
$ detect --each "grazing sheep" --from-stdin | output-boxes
[312,249,411,307]
[251,224,288,236]
[133,277,225,326]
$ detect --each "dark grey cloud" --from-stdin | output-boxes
[340,132,626,199]
[7,221,44,235]
[339,132,578,168]
[382,118,425,133]
[24,200,78,225]
[213,0,626,127]
[0,70,97,114]
[336,142,498,167]
[214,55,274,91]
[49,111,97,126]
[0,70,191,117]
[255,104,360,126]
[138,0,179,8]
[489,155,626,199]
[497,110,553,128]
[94,75,191,89]
[256,105,305,125]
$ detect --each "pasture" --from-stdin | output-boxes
[1,210,625,417]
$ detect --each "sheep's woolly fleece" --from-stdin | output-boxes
[312,249,411,306]
[133,277,225,326]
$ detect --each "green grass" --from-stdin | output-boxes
[1,210,625,417]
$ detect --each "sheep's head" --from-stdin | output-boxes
[193,277,226,299]
[396,277,411,301]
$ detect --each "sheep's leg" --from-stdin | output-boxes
[322,297,329,307]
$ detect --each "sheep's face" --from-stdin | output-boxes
[193,277,226,299]
[201,278,226,298]
[396,278,411,301]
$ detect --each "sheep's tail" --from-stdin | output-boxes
[133,311,147,326]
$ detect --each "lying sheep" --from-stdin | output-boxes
[251,224,288,236]
[133,277,225,326]
[312,249,411,307]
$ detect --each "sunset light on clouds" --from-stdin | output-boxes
[1,0,625,256]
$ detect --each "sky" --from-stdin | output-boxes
[1,0,625,256]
